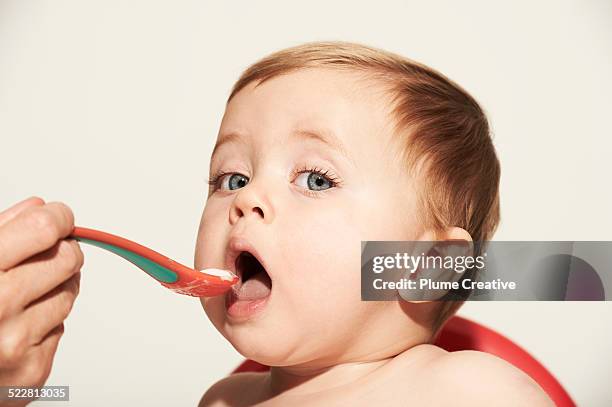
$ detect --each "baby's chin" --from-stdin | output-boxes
[201,295,311,366]
[229,333,330,368]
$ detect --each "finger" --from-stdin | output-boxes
[0,240,84,313]
[0,202,75,270]
[33,322,65,384]
[13,323,64,389]
[21,271,80,346]
[0,196,45,229]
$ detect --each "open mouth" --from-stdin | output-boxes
[233,251,272,300]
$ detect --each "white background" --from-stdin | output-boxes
[1,0,611,405]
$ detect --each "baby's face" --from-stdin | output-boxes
[195,68,424,366]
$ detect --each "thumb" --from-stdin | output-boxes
[0,196,46,228]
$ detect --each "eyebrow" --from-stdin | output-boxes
[211,128,354,165]
[211,131,245,159]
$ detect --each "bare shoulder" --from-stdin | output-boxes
[199,372,268,407]
[426,350,555,406]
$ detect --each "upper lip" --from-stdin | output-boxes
[224,236,270,282]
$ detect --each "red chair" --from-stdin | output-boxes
[232,316,575,407]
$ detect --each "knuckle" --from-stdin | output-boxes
[0,286,9,319]
[28,196,46,207]
[66,283,78,312]
[69,240,85,268]
[59,301,73,322]
[0,330,26,367]
[57,240,79,270]
[29,209,56,233]
[20,360,47,388]
[52,201,75,228]
[26,209,58,245]
[0,300,15,323]
[58,283,77,319]
[72,273,81,296]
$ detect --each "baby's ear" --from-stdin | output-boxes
[399,227,473,303]
[416,226,473,258]
[420,226,472,243]
[436,227,474,258]
[443,226,472,242]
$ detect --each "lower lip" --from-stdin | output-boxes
[224,289,271,320]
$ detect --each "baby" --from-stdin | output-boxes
[194,41,553,406]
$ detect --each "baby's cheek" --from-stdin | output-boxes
[194,207,227,270]
[284,221,362,316]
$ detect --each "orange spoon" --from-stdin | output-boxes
[70,226,237,297]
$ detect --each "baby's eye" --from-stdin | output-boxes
[294,171,334,191]
[219,173,249,190]
[208,167,340,195]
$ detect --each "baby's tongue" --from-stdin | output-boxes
[236,271,271,300]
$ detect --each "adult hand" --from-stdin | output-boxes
[0,197,83,406]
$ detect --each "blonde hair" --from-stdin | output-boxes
[227,41,501,331]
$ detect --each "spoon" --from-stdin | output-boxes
[70,226,238,297]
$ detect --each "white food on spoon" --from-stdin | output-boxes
[200,268,236,281]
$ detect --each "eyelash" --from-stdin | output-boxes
[207,165,342,198]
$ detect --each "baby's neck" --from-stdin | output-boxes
[259,317,436,400]
[267,357,393,397]
[264,337,433,399]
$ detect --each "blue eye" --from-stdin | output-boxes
[294,171,333,191]
[207,166,340,196]
[208,172,249,192]
[221,174,249,191]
